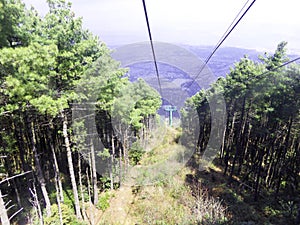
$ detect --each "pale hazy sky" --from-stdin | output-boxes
[23,0,300,53]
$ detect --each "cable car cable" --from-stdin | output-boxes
[187,0,257,90]
[142,0,163,97]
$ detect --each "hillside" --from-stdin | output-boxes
[182,45,261,77]
[95,125,297,225]
[113,45,299,96]
[111,45,261,103]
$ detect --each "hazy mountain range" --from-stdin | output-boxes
[110,45,298,116]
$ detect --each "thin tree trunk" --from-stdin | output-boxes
[54,171,63,225]
[13,121,30,172]
[110,136,115,190]
[230,97,247,180]
[86,168,94,225]
[49,126,64,203]
[12,180,21,208]
[78,152,87,222]
[31,180,43,225]
[90,139,98,204]
[220,120,227,160]
[30,122,51,217]
[123,129,129,174]
[50,135,63,225]
[61,111,82,220]
[254,147,264,201]
[224,111,237,176]
[119,145,123,187]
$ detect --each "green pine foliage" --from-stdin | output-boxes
[183,42,300,223]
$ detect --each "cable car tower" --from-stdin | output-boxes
[164,105,177,126]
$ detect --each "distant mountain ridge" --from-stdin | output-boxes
[111,44,261,79]
[110,44,299,103]
[183,45,260,78]
[111,44,299,79]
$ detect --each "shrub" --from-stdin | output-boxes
[96,192,111,211]
[192,182,228,225]
[100,176,112,190]
[49,187,78,209]
[129,141,145,165]
[43,203,87,225]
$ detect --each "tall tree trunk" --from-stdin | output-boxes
[53,147,64,202]
[13,121,30,172]
[220,120,228,160]
[90,139,98,204]
[12,180,21,208]
[78,151,87,221]
[254,147,264,200]
[224,111,237,175]
[230,97,247,180]
[51,140,63,225]
[31,179,44,225]
[54,171,63,225]
[123,128,129,174]
[119,144,123,187]
[61,111,82,220]
[30,122,51,217]
[49,126,64,203]
[110,136,115,191]
[86,168,94,225]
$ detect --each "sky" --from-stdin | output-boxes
[22,0,300,54]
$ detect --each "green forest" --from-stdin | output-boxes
[0,0,299,224]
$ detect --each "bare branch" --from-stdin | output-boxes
[0,171,32,185]
[4,200,11,208]
[6,204,15,212]
[9,207,23,221]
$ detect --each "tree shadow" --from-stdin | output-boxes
[184,157,298,225]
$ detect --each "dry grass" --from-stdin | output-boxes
[192,181,227,225]
[97,126,230,224]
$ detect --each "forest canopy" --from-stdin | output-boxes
[0,0,161,224]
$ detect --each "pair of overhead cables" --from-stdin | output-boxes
[142,0,256,93]
[142,0,300,95]
[187,0,257,89]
